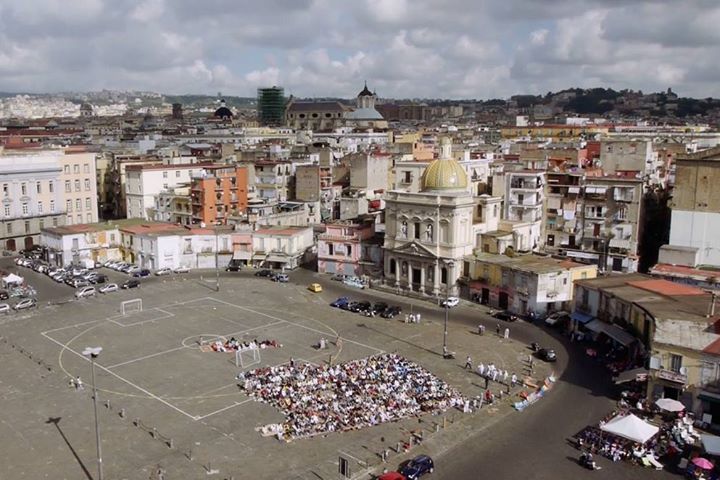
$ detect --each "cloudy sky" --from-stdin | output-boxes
[0,0,718,99]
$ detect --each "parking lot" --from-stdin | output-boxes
[0,263,555,479]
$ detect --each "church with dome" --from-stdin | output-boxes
[383,138,502,296]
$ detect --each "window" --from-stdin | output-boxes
[66,216,72,225]
[65,180,71,193]
[441,267,448,284]
[328,243,334,255]
[2,184,7,196]
[163,171,168,178]
[403,171,412,183]
[21,183,27,195]
[175,171,180,178]
[346,245,352,256]
[6,223,12,234]
[39,219,44,229]
[37,201,43,213]
[84,179,91,191]
[85,198,91,209]
[24,221,30,233]
[83,164,90,173]
[49,181,54,193]
[670,354,683,373]
[390,259,396,275]
[414,222,420,240]
[3,206,9,216]
[64,165,70,174]
[36,181,41,194]
[50,200,55,213]
[21,203,28,215]
[74,180,80,192]
[75,199,81,211]
[66,199,72,212]
[73,164,80,174]
[52,218,58,227]
[87,213,92,222]
[77,214,82,223]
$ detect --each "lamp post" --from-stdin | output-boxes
[82,347,104,480]
[441,260,455,358]
[215,227,220,292]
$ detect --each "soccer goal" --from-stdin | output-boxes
[236,347,261,368]
[120,298,143,316]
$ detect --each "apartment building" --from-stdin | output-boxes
[154,187,192,226]
[496,169,545,251]
[317,219,381,277]
[190,165,249,226]
[253,161,294,203]
[59,149,99,226]
[0,155,65,251]
[125,163,208,220]
[109,153,162,218]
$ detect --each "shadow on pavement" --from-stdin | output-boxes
[46,416,94,480]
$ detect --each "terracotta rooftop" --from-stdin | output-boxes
[627,279,705,296]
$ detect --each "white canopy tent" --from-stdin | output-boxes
[702,434,720,456]
[600,414,659,444]
[2,273,23,286]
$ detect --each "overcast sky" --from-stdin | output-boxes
[1,0,718,99]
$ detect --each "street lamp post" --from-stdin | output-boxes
[82,347,104,480]
[441,260,454,359]
[215,228,220,292]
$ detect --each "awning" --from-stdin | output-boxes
[586,319,635,346]
[699,391,720,404]
[252,253,267,260]
[232,251,252,260]
[614,367,649,384]
[571,311,594,324]
[702,434,720,456]
[266,255,289,263]
[568,187,580,194]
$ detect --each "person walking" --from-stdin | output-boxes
[503,370,509,384]
[464,355,473,370]
[75,376,84,390]
[504,327,510,339]
[511,373,518,388]
[477,362,485,377]
[477,324,483,335]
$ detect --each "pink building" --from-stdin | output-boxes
[317,220,377,276]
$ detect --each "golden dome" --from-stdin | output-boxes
[420,138,468,191]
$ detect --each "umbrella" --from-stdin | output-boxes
[655,398,685,412]
[692,457,714,470]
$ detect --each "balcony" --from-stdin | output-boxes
[510,182,542,191]
[652,368,688,386]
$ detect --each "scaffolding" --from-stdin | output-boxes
[257,86,286,126]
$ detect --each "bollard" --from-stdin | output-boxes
[435,424,440,433]
[119,408,125,418]
[408,435,414,447]
[152,427,157,439]
[443,417,447,429]
[105,400,111,409]
[133,418,139,427]
[168,438,174,449]
[396,441,402,453]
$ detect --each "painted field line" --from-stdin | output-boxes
[208,297,384,354]
[105,345,189,369]
[41,332,197,420]
[41,319,103,334]
[221,320,286,339]
[195,399,253,420]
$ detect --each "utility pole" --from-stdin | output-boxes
[82,347,104,480]
[215,228,220,292]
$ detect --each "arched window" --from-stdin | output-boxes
[400,220,408,239]
[425,223,433,242]
[440,220,449,243]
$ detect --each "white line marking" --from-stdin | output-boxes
[41,332,197,420]
[194,399,252,420]
[105,345,189,369]
[208,297,384,353]
[41,319,103,334]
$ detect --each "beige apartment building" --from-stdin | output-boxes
[59,149,99,226]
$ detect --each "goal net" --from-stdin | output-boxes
[121,298,143,316]
[236,347,261,368]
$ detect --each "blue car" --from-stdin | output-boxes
[330,296,350,308]
[400,455,434,480]
[132,269,151,278]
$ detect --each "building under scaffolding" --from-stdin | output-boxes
[257,86,286,126]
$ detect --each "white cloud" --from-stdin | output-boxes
[0,0,717,98]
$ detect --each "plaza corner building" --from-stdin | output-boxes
[571,274,720,429]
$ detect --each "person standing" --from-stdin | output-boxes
[75,376,84,390]
[503,370,509,384]
[477,362,485,377]
[464,355,473,370]
[504,327,510,339]
[511,373,518,388]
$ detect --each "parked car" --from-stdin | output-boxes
[343,277,365,289]
[173,266,190,273]
[378,473,406,480]
[371,302,388,315]
[0,303,10,314]
[155,267,172,276]
[121,279,141,289]
[255,269,273,277]
[120,265,136,274]
[89,274,107,284]
[381,306,402,319]
[350,301,371,313]
[272,273,289,283]
[308,283,323,293]
[330,296,349,308]
[545,311,570,328]
[493,310,518,322]
[13,298,37,310]
[99,283,119,294]
[441,296,460,308]
[331,273,347,281]
[538,348,557,362]
[399,455,435,480]
[225,264,242,272]
[132,269,151,278]
[69,278,90,288]
[75,286,96,299]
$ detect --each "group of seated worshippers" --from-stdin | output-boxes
[241,353,466,440]
[211,337,282,352]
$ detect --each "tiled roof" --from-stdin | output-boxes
[627,279,705,296]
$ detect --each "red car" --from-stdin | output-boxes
[378,473,406,480]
